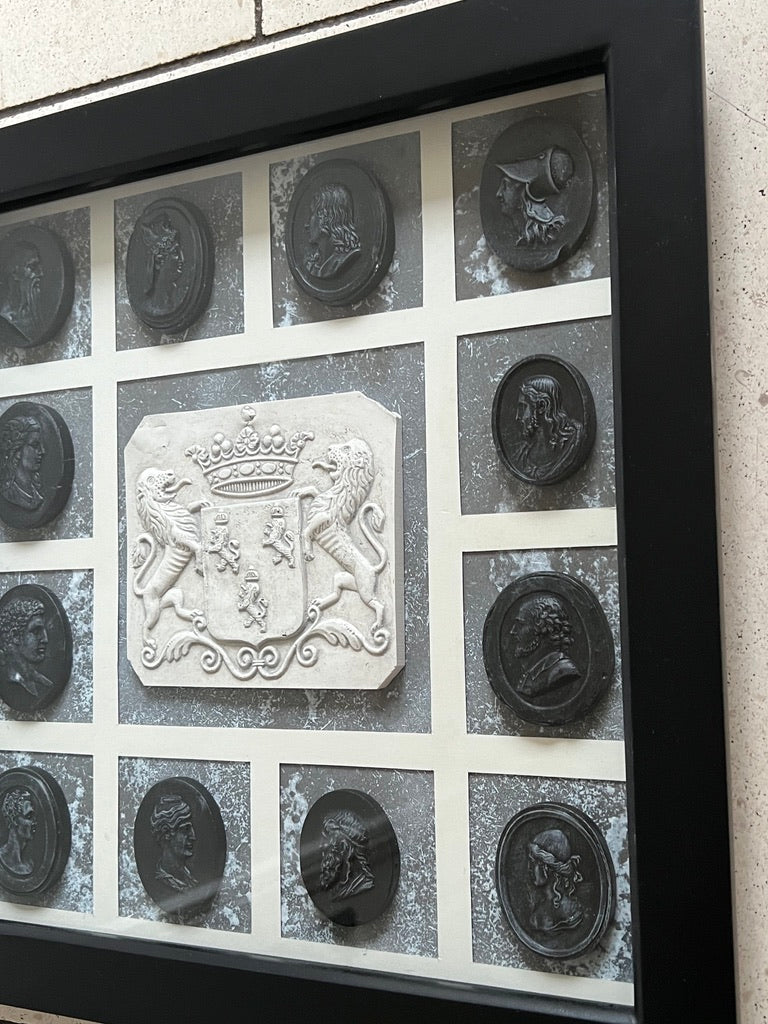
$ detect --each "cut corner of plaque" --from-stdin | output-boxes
[125,391,404,691]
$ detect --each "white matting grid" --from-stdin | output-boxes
[0,74,632,1008]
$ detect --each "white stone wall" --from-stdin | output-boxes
[0,1,764,1021]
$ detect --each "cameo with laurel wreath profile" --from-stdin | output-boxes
[300,789,400,926]
[0,766,71,897]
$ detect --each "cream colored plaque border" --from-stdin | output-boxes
[0,74,631,1009]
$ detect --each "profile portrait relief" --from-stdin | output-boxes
[304,183,362,280]
[527,827,584,933]
[320,809,375,901]
[140,213,185,315]
[0,414,45,512]
[0,787,37,877]
[508,593,581,700]
[509,375,583,482]
[0,596,53,701]
[0,240,44,338]
[150,793,198,892]
[496,146,573,247]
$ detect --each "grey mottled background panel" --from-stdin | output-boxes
[0,569,93,723]
[452,91,609,300]
[469,773,632,982]
[117,343,430,733]
[0,207,91,369]
[280,764,437,956]
[463,548,623,740]
[458,318,614,514]
[0,750,93,913]
[270,133,423,327]
[0,386,93,543]
[118,756,251,932]
[114,173,244,350]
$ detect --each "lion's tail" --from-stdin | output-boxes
[360,502,387,574]
[131,532,156,596]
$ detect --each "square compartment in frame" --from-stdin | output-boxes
[468,773,631,988]
[118,756,251,932]
[270,133,423,327]
[457,318,614,516]
[280,763,437,958]
[452,86,610,301]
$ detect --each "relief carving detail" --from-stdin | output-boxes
[125,393,404,690]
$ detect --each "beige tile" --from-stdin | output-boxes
[261,0,459,35]
[262,0,388,34]
[704,2,768,1023]
[0,0,255,110]
[0,1007,101,1024]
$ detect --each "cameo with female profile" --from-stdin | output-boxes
[0,401,74,530]
[495,802,615,959]
[125,197,214,337]
[133,776,226,914]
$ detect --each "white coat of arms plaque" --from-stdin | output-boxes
[124,392,403,689]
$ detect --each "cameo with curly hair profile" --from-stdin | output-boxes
[508,592,581,700]
[483,571,614,725]
[0,596,53,702]
[285,159,394,306]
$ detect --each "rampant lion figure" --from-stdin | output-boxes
[132,468,209,644]
[296,438,387,634]
[206,525,240,574]
[237,568,269,632]
[263,512,296,568]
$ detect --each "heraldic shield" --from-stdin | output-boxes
[201,497,306,644]
[124,391,404,690]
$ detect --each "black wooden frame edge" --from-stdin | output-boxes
[0,1,734,1023]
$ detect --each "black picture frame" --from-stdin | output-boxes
[0,1,733,1022]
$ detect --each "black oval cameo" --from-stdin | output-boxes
[0,401,74,530]
[285,159,395,307]
[0,225,74,349]
[126,197,214,335]
[0,766,71,896]
[0,585,72,713]
[133,776,226,914]
[299,788,400,926]
[480,118,594,273]
[492,354,596,486]
[495,802,616,959]
[483,572,614,725]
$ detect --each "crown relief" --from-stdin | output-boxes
[184,405,314,498]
